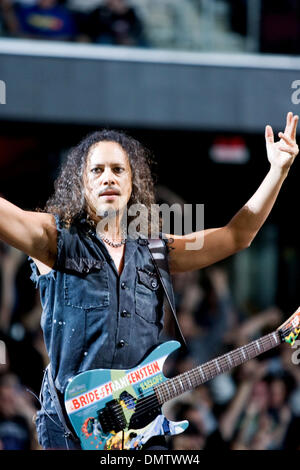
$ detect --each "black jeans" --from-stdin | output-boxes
[36,411,82,450]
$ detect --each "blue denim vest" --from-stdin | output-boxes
[29,217,169,398]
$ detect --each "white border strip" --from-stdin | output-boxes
[1,38,300,70]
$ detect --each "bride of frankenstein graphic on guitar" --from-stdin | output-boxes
[64,307,300,450]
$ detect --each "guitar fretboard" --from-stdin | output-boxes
[154,331,281,405]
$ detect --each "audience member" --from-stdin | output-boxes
[3,0,77,40]
[85,0,146,46]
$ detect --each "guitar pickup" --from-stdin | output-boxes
[129,394,161,430]
[97,399,127,434]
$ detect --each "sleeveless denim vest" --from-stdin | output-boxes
[29,216,171,397]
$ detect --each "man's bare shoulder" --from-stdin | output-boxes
[27,211,58,268]
[0,198,59,267]
[27,210,56,226]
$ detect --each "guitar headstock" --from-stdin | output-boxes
[277,306,300,346]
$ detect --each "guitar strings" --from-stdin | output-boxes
[78,326,296,428]
[124,332,280,409]
[105,326,298,422]
[110,333,281,419]
[103,333,283,423]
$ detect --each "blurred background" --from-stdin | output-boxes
[0,0,300,450]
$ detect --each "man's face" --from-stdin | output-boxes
[84,141,132,221]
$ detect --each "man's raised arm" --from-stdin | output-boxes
[168,112,299,273]
[0,197,57,268]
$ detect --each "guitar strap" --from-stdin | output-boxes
[46,364,80,443]
[147,238,187,350]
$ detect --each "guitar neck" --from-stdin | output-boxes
[155,330,281,405]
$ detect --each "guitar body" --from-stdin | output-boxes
[64,306,300,450]
[65,341,188,450]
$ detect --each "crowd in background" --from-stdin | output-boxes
[0,0,300,53]
[0,0,147,46]
[0,238,299,450]
[162,267,300,450]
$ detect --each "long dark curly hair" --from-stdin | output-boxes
[44,129,157,232]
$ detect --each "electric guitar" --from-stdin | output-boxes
[64,306,300,450]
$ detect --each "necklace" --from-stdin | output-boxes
[100,236,126,248]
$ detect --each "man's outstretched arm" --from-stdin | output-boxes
[0,197,57,268]
[168,112,299,273]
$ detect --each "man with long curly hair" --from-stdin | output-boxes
[0,113,299,450]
